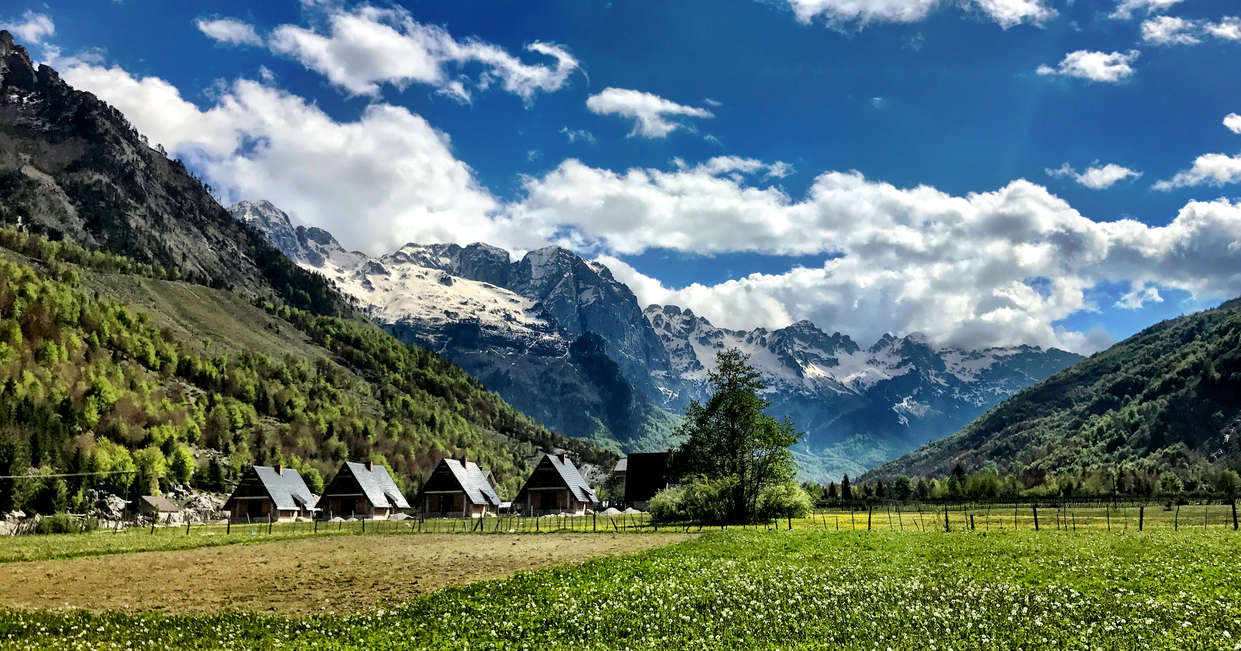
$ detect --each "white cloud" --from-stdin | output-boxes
[1225,113,1241,135]
[585,88,713,138]
[514,160,1241,352]
[784,0,939,25]
[969,0,1057,29]
[780,0,1054,29]
[1109,0,1185,20]
[195,17,263,47]
[1154,153,1241,190]
[1037,50,1139,83]
[1115,283,1163,309]
[58,61,547,256]
[1141,16,1200,45]
[0,10,54,44]
[1206,17,1241,42]
[268,5,579,101]
[559,127,596,144]
[1046,162,1142,189]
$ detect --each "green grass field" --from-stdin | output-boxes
[3,528,1240,649]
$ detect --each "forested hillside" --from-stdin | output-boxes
[0,221,612,516]
[865,298,1241,483]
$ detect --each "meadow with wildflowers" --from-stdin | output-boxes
[3,529,1240,649]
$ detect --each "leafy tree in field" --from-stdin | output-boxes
[757,481,813,520]
[1159,471,1184,496]
[892,475,914,501]
[1216,469,1241,498]
[671,349,801,523]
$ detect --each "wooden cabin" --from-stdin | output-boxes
[318,461,410,520]
[621,452,671,510]
[137,495,182,523]
[513,452,599,515]
[223,465,317,522]
[414,458,502,518]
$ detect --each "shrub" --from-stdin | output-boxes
[648,485,687,523]
[757,481,813,520]
[34,513,95,534]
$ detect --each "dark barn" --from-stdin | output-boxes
[513,452,599,515]
[318,461,410,520]
[414,458,502,517]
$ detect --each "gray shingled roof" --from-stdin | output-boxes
[365,463,411,509]
[613,458,628,473]
[253,466,317,511]
[548,454,599,504]
[325,462,411,509]
[445,458,502,506]
[140,495,180,512]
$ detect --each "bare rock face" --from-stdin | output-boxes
[0,33,346,315]
[645,303,1082,480]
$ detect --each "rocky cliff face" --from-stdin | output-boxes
[0,33,345,315]
[235,205,1082,481]
[231,200,674,452]
[645,304,1082,480]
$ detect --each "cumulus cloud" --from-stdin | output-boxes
[58,61,548,255]
[1138,15,1241,45]
[515,160,1241,352]
[1226,113,1241,135]
[1046,162,1142,189]
[1110,0,1185,20]
[585,88,713,138]
[0,10,54,44]
[780,0,1054,29]
[1205,17,1241,42]
[1141,16,1200,45]
[1154,153,1241,190]
[968,0,1057,29]
[195,17,263,47]
[1115,284,1163,309]
[268,5,579,101]
[1037,50,1139,83]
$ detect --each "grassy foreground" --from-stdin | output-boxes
[3,529,1241,649]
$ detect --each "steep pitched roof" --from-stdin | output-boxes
[547,453,599,504]
[333,462,411,510]
[140,495,180,512]
[444,458,502,506]
[252,466,317,511]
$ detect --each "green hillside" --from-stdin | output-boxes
[864,298,1241,483]
[0,228,613,515]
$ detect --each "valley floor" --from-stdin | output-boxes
[1,526,1239,649]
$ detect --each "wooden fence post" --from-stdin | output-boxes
[1233,500,1238,531]
[1174,504,1180,531]
[226,519,231,535]
[944,505,950,533]
[1032,504,1039,531]
[186,519,191,535]
[969,514,975,531]
[268,513,273,535]
[1139,505,1144,531]
[867,506,872,531]
[1105,504,1110,531]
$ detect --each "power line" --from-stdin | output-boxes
[0,469,137,479]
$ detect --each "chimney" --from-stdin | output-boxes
[367,460,374,472]
[275,464,284,476]
[557,452,566,463]
[461,456,467,467]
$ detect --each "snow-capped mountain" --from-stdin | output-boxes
[645,304,1082,479]
[234,199,1082,480]
[231,200,674,451]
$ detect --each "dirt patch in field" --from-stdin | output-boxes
[0,533,689,615]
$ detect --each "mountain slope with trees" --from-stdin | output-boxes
[864,298,1241,483]
[0,31,615,516]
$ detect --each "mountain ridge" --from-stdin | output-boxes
[235,199,1083,480]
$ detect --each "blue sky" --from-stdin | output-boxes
[3,0,1240,352]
